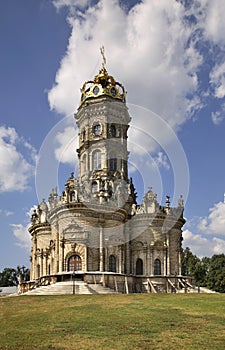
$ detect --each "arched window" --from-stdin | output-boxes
[68,255,82,271]
[109,158,117,171]
[70,192,75,202]
[109,255,116,272]
[93,150,101,170]
[92,181,98,193]
[136,258,143,275]
[154,259,161,275]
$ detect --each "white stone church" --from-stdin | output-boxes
[22,52,189,294]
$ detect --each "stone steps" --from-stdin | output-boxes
[24,281,118,295]
[87,283,119,294]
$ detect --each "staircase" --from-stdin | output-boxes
[24,280,119,295]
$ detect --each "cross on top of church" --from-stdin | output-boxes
[100,46,106,70]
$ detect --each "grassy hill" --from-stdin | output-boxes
[1,294,225,349]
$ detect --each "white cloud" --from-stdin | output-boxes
[53,0,91,11]
[211,111,224,125]
[0,209,14,216]
[210,61,225,99]
[154,151,170,170]
[183,229,225,257]
[198,201,225,235]
[48,0,225,139]
[10,224,31,251]
[48,0,204,132]
[54,125,78,165]
[202,0,225,45]
[0,126,37,192]
[47,0,225,207]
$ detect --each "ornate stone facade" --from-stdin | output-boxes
[28,53,186,292]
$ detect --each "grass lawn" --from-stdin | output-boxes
[1,293,225,350]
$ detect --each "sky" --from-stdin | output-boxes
[1,0,225,271]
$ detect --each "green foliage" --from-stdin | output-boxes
[0,268,17,287]
[182,247,199,276]
[182,248,225,292]
[206,254,225,293]
[0,265,30,287]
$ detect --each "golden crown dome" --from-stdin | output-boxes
[79,47,126,106]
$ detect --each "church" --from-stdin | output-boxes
[23,50,188,294]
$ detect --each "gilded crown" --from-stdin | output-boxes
[79,47,126,106]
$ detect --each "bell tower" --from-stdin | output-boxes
[75,48,135,206]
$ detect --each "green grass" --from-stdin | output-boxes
[1,294,225,350]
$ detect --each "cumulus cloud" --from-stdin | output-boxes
[211,111,224,125]
[198,201,225,235]
[209,61,225,99]
[46,0,225,207]
[10,223,31,251]
[48,0,225,165]
[0,126,37,192]
[183,229,225,257]
[48,0,204,129]
[202,0,225,45]
[154,151,170,170]
[54,125,78,165]
[53,0,91,11]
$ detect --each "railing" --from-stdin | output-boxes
[18,275,55,294]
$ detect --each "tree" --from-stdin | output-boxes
[206,254,225,293]
[0,268,18,287]
[192,258,210,287]
[16,265,30,282]
[0,266,30,287]
[181,247,209,286]
[182,247,199,276]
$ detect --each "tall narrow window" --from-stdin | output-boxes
[93,150,101,170]
[110,124,116,137]
[70,192,75,202]
[136,258,143,275]
[109,158,117,171]
[109,255,116,272]
[154,259,161,275]
[37,264,40,278]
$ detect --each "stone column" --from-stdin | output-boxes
[99,225,104,272]
[146,246,151,275]
[150,247,153,275]
[40,250,43,277]
[166,235,170,275]
[118,246,122,273]
[105,245,108,272]
[44,252,48,275]
[163,249,167,276]
[32,235,37,280]
[85,245,88,271]
[61,239,65,272]
[120,245,124,274]
[178,250,182,275]
[56,224,59,273]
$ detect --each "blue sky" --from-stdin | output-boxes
[1,0,225,271]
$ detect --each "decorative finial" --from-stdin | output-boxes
[100,46,106,70]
